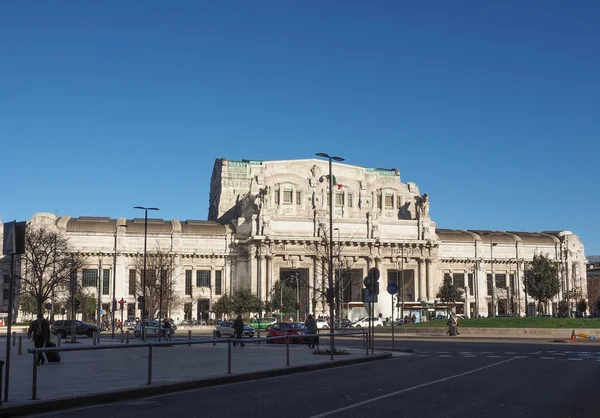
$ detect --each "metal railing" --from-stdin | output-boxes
[27,330,367,401]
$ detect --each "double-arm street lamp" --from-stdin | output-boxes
[315,152,344,358]
[134,206,159,330]
[490,241,497,317]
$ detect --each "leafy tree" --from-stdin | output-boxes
[577,299,588,317]
[268,280,298,319]
[436,275,464,310]
[18,293,37,318]
[558,300,569,318]
[523,254,559,315]
[18,226,85,315]
[231,287,262,318]
[212,294,235,318]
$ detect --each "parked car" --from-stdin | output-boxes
[249,317,277,330]
[214,321,255,338]
[352,317,383,328]
[50,320,99,338]
[316,318,329,329]
[133,320,173,338]
[336,318,353,328]
[266,322,308,344]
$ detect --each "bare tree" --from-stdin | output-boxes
[304,235,359,322]
[17,226,84,315]
[133,248,179,319]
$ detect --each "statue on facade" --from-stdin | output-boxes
[416,194,429,219]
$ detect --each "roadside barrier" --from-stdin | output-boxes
[27,330,367,401]
[572,329,597,340]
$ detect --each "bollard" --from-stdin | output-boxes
[258,330,261,345]
[93,332,97,346]
[365,331,369,356]
[126,331,130,344]
[213,330,216,346]
[97,331,101,344]
[18,335,22,355]
[188,330,192,347]
[121,331,124,344]
[31,351,38,400]
[57,334,61,347]
[227,339,232,374]
[147,344,153,385]
[12,332,16,346]
[286,336,290,367]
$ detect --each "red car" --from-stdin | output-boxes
[266,322,308,344]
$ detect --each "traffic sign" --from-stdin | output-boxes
[99,309,105,315]
[387,283,399,295]
[361,288,378,303]
[44,303,52,310]
[368,267,380,282]
[364,276,373,289]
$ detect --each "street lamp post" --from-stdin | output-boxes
[316,152,344,358]
[490,241,497,317]
[134,206,159,335]
[295,272,300,322]
[112,223,128,339]
[334,228,342,324]
[401,244,405,320]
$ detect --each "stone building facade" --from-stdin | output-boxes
[0,158,589,322]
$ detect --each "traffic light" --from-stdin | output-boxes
[75,300,81,310]
[61,307,66,315]
[119,298,125,310]
[297,302,301,310]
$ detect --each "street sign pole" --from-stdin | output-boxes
[391,293,394,350]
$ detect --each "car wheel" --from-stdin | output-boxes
[376,324,383,327]
[216,331,222,338]
[134,330,141,337]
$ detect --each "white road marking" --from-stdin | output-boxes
[481,352,493,354]
[553,353,565,356]
[438,355,452,358]
[487,356,502,358]
[309,358,520,418]
[540,357,554,360]
[504,352,517,355]
[568,358,583,361]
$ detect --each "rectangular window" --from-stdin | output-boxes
[215,270,222,295]
[509,274,515,289]
[296,191,301,205]
[185,270,192,295]
[377,194,382,209]
[453,273,465,289]
[196,270,210,287]
[335,192,344,206]
[102,269,110,295]
[283,190,292,204]
[397,195,403,210]
[468,274,474,296]
[82,269,98,288]
[487,274,493,296]
[128,270,136,295]
[347,193,354,208]
[384,195,394,209]
[496,274,506,289]
[275,189,280,204]
[387,270,399,286]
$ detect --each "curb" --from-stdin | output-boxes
[0,353,392,417]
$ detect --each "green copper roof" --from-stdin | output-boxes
[366,167,399,176]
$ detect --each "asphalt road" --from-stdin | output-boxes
[33,339,600,418]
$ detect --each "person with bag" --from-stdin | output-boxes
[304,314,318,348]
[31,314,51,365]
[232,315,245,347]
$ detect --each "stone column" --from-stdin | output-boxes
[257,253,264,315]
[426,259,433,300]
[418,259,425,301]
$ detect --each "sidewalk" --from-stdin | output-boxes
[0,333,392,416]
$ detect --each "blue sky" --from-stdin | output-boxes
[1,1,598,254]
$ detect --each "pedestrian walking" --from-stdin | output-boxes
[29,314,50,365]
[232,315,245,347]
[447,313,458,336]
[305,314,318,348]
